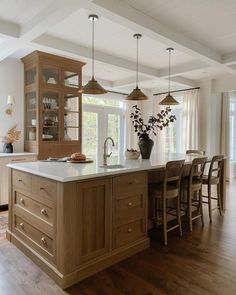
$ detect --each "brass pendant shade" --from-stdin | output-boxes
[159,93,179,105]
[126,34,147,101]
[127,86,148,101]
[80,14,107,95]
[159,48,179,105]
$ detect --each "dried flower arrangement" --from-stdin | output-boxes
[2,125,21,144]
[130,105,176,140]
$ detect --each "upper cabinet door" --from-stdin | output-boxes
[42,65,60,86]
[62,69,80,89]
[26,67,36,86]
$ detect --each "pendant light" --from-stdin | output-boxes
[80,14,107,95]
[127,34,147,101]
[159,48,179,105]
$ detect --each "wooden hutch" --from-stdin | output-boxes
[22,51,85,160]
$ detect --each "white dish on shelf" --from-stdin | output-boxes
[64,106,71,111]
[42,134,53,139]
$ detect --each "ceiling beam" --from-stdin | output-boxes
[88,0,222,65]
[221,52,236,66]
[0,19,20,39]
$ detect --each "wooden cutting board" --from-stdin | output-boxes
[66,158,93,163]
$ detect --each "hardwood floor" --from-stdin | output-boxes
[1,180,236,294]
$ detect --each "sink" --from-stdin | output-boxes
[100,164,125,169]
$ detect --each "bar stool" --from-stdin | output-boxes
[149,160,185,245]
[186,150,205,155]
[202,155,224,222]
[182,157,207,231]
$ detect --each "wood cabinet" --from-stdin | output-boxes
[7,170,149,289]
[21,51,85,160]
[0,154,37,206]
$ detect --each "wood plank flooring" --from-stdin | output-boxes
[0,180,236,295]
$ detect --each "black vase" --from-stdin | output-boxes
[138,137,154,159]
[3,143,13,153]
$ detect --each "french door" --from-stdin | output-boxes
[82,104,124,160]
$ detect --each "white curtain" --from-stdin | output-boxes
[182,89,200,151]
[220,92,230,180]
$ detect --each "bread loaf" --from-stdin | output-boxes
[70,152,86,161]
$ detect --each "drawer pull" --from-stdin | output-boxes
[40,237,47,245]
[128,202,133,206]
[20,198,25,205]
[40,208,47,216]
[127,228,132,233]
[11,158,26,162]
[40,187,45,191]
[19,222,24,229]
[18,179,23,182]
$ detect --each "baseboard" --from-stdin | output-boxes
[0,204,8,211]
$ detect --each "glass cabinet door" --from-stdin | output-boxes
[26,92,37,141]
[42,66,59,85]
[42,91,60,141]
[63,93,80,141]
[63,70,80,88]
[26,68,36,85]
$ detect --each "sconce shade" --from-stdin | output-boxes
[127,86,148,101]
[159,93,179,105]
[7,95,15,105]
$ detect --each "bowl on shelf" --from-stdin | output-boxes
[125,149,140,160]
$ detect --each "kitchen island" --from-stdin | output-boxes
[6,153,226,288]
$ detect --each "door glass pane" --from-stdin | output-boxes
[42,67,59,85]
[42,92,59,141]
[108,113,120,158]
[63,70,79,88]
[63,93,80,141]
[26,92,36,141]
[82,112,98,156]
[26,68,36,85]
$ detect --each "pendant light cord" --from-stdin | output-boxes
[168,49,170,94]
[92,17,95,79]
[136,36,139,88]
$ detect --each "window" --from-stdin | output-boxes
[164,96,183,153]
[230,97,236,162]
[82,95,125,161]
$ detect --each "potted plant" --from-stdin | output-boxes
[2,125,21,153]
[130,105,176,159]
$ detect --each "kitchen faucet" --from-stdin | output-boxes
[103,137,115,166]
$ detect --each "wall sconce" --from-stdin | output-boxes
[5,95,15,116]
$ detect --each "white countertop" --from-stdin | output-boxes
[0,152,37,158]
[7,153,202,182]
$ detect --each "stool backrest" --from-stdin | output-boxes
[189,157,208,186]
[186,149,205,155]
[208,155,224,180]
[163,160,185,193]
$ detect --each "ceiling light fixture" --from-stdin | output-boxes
[126,33,147,101]
[79,14,107,95]
[159,48,179,105]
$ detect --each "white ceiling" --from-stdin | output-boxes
[0,0,236,91]
[124,0,236,55]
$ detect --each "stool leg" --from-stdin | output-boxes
[217,183,223,216]
[208,184,212,222]
[188,188,193,232]
[177,195,182,237]
[199,188,204,227]
[163,198,167,246]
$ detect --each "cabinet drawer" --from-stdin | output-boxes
[114,193,146,226]
[113,172,146,196]
[15,192,54,226]
[13,170,31,192]
[113,219,145,249]
[32,176,56,202]
[14,215,54,262]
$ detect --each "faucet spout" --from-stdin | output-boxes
[103,137,115,166]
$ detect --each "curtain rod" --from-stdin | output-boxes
[107,90,128,96]
[153,86,200,96]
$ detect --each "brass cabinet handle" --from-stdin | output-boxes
[40,208,47,216]
[19,222,24,229]
[18,179,23,182]
[40,187,45,191]
[128,202,133,206]
[11,158,26,162]
[40,237,47,245]
[20,198,25,205]
[127,228,132,233]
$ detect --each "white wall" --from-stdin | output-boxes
[0,58,24,152]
